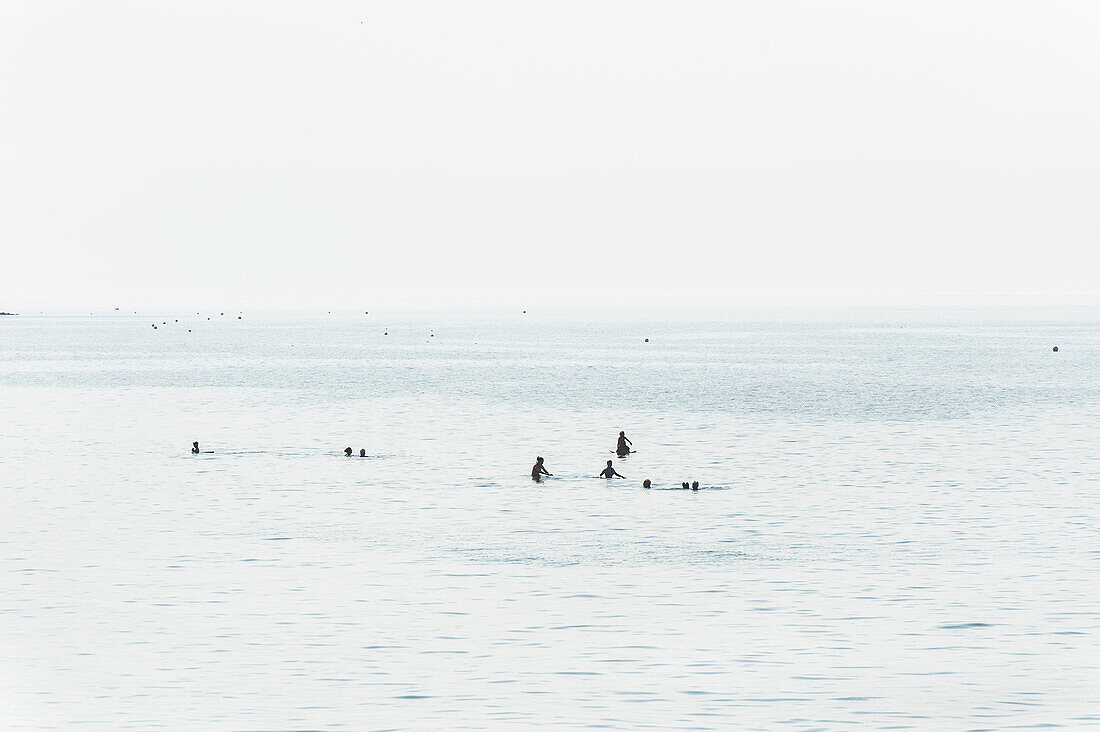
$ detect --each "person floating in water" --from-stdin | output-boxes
[191,441,200,454]
[681,482,689,490]
[692,481,699,491]
[599,460,624,479]
[532,456,552,480]
[642,479,651,489]
[616,431,632,456]
[359,449,366,457]
[344,447,353,456]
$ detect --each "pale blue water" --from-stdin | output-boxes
[2,308,1099,729]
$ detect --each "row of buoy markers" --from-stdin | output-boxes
[139,314,1062,353]
[139,318,1061,353]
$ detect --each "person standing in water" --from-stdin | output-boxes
[599,460,624,479]
[532,456,552,480]
[191,441,200,454]
[616,431,632,456]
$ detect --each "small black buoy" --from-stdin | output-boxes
[188,329,191,332]
[1053,346,1059,352]
[523,310,526,314]
[644,338,649,343]
[174,319,178,322]
[237,316,241,319]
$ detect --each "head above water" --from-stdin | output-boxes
[344,447,353,456]
[606,460,613,466]
[643,479,651,489]
[359,449,366,457]
[692,481,699,490]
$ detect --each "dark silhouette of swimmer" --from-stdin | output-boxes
[532,456,552,480]
[599,460,624,479]
[344,447,353,456]
[642,479,651,489]
[359,449,366,457]
[691,481,699,491]
[616,431,632,456]
[191,441,200,454]
[681,482,689,489]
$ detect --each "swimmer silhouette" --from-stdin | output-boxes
[643,479,651,489]
[599,460,624,479]
[692,481,699,491]
[532,456,552,480]
[344,447,353,456]
[191,441,200,454]
[359,449,366,458]
[616,431,632,457]
[681,482,689,489]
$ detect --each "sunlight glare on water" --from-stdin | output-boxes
[1,308,1099,729]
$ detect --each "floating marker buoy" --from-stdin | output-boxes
[188,329,191,332]
[238,316,241,319]
[644,338,649,342]
[1053,346,1059,352]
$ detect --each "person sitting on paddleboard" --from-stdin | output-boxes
[616,431,632,456]
[599,460,624,479]
[532,456,552,480]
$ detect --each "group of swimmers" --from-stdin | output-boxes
[192,431,702,490]
[532,431,703,490]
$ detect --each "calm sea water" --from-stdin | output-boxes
[2,308,1098,730]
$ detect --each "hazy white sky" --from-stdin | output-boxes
[2,1,1098,309]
